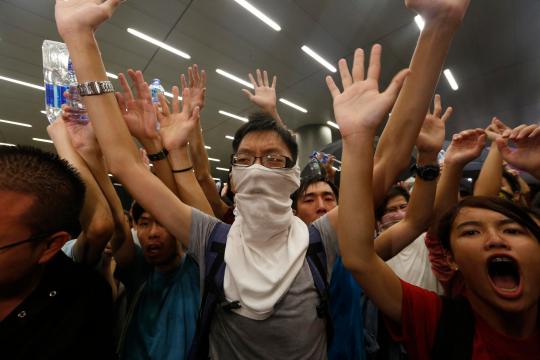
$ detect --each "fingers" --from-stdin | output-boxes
[180,74,188,91]
[118,72,134,101]
[495,137,514,162]
[508,124,527,139]
[263,70,269,87]
[256,69,264,87]
[115,92,126,112]
[248,73,257,89]
[433,94,442,118]
[271,75,277,89]
[132,70,152,103]
[383,68,410,100]
[200,69,207,88]
[188,66,195,88]
[242,89,254,99]
[100,0,122,16]
[366,44,382,83]
[514,124,539,140]
[351,48,365,82]
[172,86,181,113]
[325,75,341,99]
[193,64,200,85]
[338,59,352,89]
[181,87,190,114]
[441,106,453,123]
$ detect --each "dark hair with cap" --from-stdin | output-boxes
[232,112,298,163]
[437,196,540,251]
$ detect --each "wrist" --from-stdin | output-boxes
[140,137,163,154]
[417,152,438,165]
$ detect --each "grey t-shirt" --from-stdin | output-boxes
[188,208,338,360]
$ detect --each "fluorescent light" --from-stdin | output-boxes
[300,45,337,73]
[106,72,119,79]
[279,98,307,113]
[164,91,182,100]
[443,69,459,91]
[208,158,221,162]
[205,145,212,150]
[0,119,32,128]
[0,142,16,146]
[108,174,113,177]
[213,177,221,181]
[32,137,53,144]
[40,110,46,115]
[127,28,191,59]
[0,75,44,91]
[225,135,235,140]
[326,120,339,129]
[216,69,254,89]
[113,183,123,187]
[414,15,425,31]
[233,0,281,31]
[216,167,230,172]
[219,110,248,122]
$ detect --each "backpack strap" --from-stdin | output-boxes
[306,224,333,346]
[187,222,232,360]
[431,296,475,360]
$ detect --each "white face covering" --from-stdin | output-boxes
[224,164,309,320]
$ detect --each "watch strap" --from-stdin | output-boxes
[147,148,169,162]
[411,163,440,181]
[77,80,115,96]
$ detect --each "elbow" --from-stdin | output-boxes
[341,253,369,275]
[85,217,115,247]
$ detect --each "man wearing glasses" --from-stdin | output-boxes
[0,146,115,359]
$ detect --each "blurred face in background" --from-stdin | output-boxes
[136,212,181,269]
[378,195,409,233]
[295,181,337,224]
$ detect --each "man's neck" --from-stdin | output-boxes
[0,267,44,321]
[155,252,184,273]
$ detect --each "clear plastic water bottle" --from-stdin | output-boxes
[42,40,70,123]
[66,59,88,122]
[437,149,446,166]
[149,78,165,105]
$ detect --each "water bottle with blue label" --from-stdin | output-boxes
[67,59,88,122]
[42,40,69,123]
[149,78,165,105]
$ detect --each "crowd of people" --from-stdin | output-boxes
[1,0,539,359]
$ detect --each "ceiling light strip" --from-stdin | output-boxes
[233,0,282,31]
[443,69,459,91]
[216,69,254,89]
[326,120,339,129]
[219,110,248,122]
[300,45,337,73]
[32,137,53,144]
[279,98,308,113]
[0,75,44,91]
[0,119,32,127]
[127,28,191,59]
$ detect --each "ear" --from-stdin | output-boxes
[38,231,70,264]
[446,251,459,272]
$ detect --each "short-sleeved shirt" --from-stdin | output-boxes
[117,246,200,360]
[188,208,339,360]
[385,280,540,360]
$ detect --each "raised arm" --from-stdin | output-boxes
[242,69,284,127]
[375,95,451,261]
[327,45,409,322]
[157,88,213,216]
[496,124,540,180]
[473,117,508,196]
[54,0,192,248]
[372,0,471,206]
[47,116,114,265]
[116,70,179,197]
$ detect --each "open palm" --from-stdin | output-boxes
[444,129,486,166]
[158,87,199,151]
[416,94,452,154]
[55,0,121,38]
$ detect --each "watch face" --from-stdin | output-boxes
[419,166,440,180]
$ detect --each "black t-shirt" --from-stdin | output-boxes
[0,252,116,359]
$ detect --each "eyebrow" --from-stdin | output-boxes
[237,147,285,155]
[455,218,518,229]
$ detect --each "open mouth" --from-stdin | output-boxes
[487,256,521,296]
[145,244,162,256]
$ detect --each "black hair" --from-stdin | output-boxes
[0,145,86,236]
[437,196,540,251]
[501,169,521,194]
[130,200,145,224]
[291,176,339,210]
[232,112,298,163]
[375,186,410,220]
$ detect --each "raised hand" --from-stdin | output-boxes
[158,87,200,151]
[496,124,540,179]
[181,64,206,112]
[444,129,486,166]
[55,0,121,39]
[415,94,452,155]
[116,70,160,143]
[242,69,277,113]
[484,117,509,142]
[405,0,471,25]
[326,45,409,139]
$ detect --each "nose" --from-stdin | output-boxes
[148,222,161,239]
[484,230,510,251]
[316,198,328,214]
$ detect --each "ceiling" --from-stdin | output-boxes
[1,0,540,182]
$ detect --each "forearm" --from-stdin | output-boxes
[474,143,502,196]
[168,147,214,216]
[431,160,465,233]
[188,121,213,181]
[62,32,141,175]
[141,137,179,197]
[374,19,461,204]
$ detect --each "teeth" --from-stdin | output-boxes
[492,257,513,263]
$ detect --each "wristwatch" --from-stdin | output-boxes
[147,149,169,162]
[410,163,440,181]
[77,80,115,96]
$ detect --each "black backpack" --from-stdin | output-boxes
[187,222,332,359]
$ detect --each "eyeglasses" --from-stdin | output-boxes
[231,153,295,169]
[0,233,50,253]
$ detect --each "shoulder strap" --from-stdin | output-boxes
[305,224,333,345]
[187,222,231,360]
[431,296,475,360]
